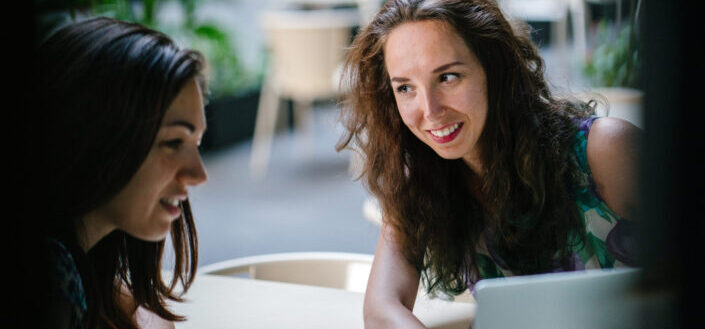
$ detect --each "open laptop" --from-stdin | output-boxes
[473,268,643,329]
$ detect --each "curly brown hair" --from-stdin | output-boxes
[337,0,594,295]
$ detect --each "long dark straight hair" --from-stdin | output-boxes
[338,0,593,295]
[36,17,204,328]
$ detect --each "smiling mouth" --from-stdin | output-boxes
[427,122,463,143]
[159,196,184,218]
[161,197,180,207]
[429,123,461,137]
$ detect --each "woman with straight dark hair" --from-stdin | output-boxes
[337,0,641,327]
[35,17,208,328]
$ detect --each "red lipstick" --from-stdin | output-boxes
[427,122,463,144]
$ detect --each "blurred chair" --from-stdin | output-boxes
[569,0,588,62]
[498,0,570,48]
[250,8,358,178]
[498,0,630,64]
[199,252,374,293]
[199,251,476,303]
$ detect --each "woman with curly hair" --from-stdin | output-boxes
[336,0,641,327]
[34,17,208,328]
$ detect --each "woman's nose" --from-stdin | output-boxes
[420,88,443,120]
[179,149,208,186]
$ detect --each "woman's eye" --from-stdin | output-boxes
[163,139,183,150]
[440,73,460,83]
[395,85,411,94]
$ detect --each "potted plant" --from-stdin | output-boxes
[156,0,264,152]
[34,0,265,151]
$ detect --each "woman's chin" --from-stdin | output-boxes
[434,149,462,160]
[128,226,171,242]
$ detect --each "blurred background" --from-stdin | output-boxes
[24,0,705,328]
[33,0,645,268]
[14,1,701,328]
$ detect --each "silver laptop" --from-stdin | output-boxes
[473,268,643,329]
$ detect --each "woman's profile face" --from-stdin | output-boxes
[89,77,208,242]
[384,20,488,170]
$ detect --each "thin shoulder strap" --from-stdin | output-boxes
[573,116,605,202]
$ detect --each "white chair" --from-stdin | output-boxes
[199,252,374,293]
[200,251,476,304]
[249,8,359,178]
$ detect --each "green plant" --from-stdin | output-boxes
[582,0,640,88]
[159,0,263,99]
[158,14,257,99]
[583,21,639,87]
[37,0,262,99]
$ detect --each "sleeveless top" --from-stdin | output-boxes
[467,116,638,293]
[48,238,87,328]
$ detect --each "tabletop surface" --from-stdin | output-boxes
[169,273,475,329]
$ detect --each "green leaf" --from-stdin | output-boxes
[582,18,640,88]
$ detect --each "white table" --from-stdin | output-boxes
[170,273,475,329]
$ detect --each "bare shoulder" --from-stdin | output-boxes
[586,117,642,220]
[588,117,641,144]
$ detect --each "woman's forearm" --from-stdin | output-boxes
[364,296,427,329]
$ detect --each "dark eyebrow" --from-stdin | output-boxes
[390,61,465,83]
[432,61,464,73]
[390,77,410,83]
[165,120,195,133]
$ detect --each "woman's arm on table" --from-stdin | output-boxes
[364,223,427,329]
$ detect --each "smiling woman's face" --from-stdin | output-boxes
[83,77,208,247]
[384,20,488,172]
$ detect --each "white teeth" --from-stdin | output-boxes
[162,198,180,207]
[430,123,460,137]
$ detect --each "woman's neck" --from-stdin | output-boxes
[462,164,493,216]
[462,152,484,177]
[76,211,116,252]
